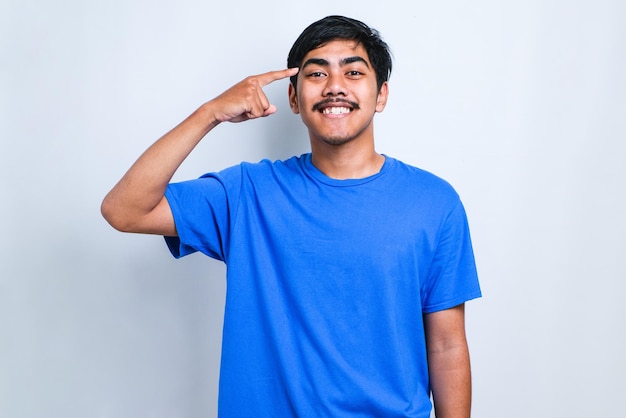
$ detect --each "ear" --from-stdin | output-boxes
[375,81,389,113]
[288,83,300,114]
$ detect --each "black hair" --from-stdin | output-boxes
[287,15,392,91]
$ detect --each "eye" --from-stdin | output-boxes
[346,69,365,78]
[307,71,326,78]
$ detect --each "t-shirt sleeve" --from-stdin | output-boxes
[163,169,239,261]
[421,199,482,313]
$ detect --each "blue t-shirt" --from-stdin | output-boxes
[165,154,481,417]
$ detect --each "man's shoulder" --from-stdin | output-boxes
[384,156,458,196]
[240,154,306,171]
[204,154,307,180]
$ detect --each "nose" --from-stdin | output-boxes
[322,72,346,97]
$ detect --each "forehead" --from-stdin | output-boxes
[303,39,371,64]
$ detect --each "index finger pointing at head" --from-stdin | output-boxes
[257,67,299,87]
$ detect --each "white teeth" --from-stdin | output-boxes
[322,107,351,115]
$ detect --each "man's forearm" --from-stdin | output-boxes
[429,343,472,418]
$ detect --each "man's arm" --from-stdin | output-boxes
[100,68,298,236]
[424,303,472,418]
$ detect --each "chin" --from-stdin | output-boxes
[319,135,356,146]
[311,129,358,146]
[317,135,354,145]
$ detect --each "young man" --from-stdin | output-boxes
[102,15,481,418]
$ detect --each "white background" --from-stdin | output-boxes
[1,0,624,417]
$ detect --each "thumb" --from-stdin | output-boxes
[262,104,278,117]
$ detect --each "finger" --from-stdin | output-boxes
[256,67,299,87]
[262,104,277,117]
[246,89,271,118]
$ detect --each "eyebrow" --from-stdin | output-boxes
[301,56,370,70]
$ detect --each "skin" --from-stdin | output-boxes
[101,38,472,417]
[425,304,473,418]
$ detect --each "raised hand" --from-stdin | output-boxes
[210,68,299,123]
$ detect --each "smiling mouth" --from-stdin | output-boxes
[322,106,351,115]
[313,99,360,114]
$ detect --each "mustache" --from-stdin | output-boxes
[311,98,360,112]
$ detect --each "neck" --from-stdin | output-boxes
[310,141,385,180]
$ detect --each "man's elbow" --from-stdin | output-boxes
[100,196,133,232]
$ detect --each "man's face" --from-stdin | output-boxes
[289,39,388,147]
